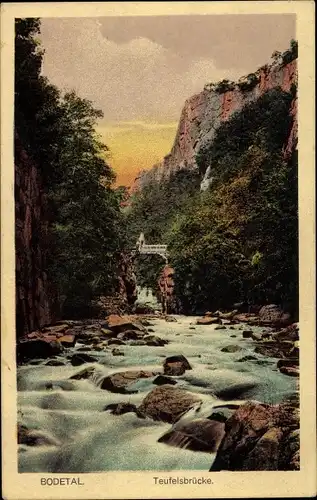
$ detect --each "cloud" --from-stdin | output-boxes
[40,17,244,122]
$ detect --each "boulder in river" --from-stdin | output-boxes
[17,339,63,362]
[254,341,294,359]
[106,314,145,334]
[58,334,76,348]
[45,359,66,366]
[158,418,225,453]
[42,323,70,334]
[258,304,291,327]
[214,381,258,400]
[196,317,220,325]
[165,316,177,322]
[279,366,299,377]
[210,401,299,471]
[138,385,201,423]
[69,366,96,380]
[163,355,192,376]
[112,348,125,356]
[272,323,299,342]
[108,339,126,346]
[242,330,253,338]
[100,370,157,394]
[153,375,177,386]
[18,424,61,447]
[237,355,258,362]
[70,353,98,366]
[129,339,147,346]
[144,335,167,346]
[117,330,144,341]
[221,345,243,353]
[103,402,139,415]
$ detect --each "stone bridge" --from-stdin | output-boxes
[135,233,168,261]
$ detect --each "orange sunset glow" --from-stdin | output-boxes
[97,121,178,187]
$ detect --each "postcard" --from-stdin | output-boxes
[1,1,316,499]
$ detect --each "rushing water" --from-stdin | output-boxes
[17,315,297,473]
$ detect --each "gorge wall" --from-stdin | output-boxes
[133,57,297,191]
[15,135,58,336]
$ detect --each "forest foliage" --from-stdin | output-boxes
[128,86,298,316]
[15,18,127,317]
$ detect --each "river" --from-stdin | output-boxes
[17,301,297,473]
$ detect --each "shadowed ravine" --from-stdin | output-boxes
[18,305,297,473]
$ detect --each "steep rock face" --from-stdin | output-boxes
[157,265,177,314]
[15,135,57,336]
[133,59,297,190]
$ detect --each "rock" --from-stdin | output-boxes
[218,310,238,320]
[58,334,76,347]
[139,319,152,326]
[221,345,243,353]
[103,402,139,415]
[233,313,257,323]
[70,353,98,366]
[17,339,63,362]
[230,334,237,337]
[163,355,192,376]
[108,339,126,346]
[144,335,167,346]
[153,375,177,386]
[215,325,226,330]
[69,366,96,380]
[18,425,60,447]
[158,418,225,453]
[189,327,195,330]
[44,359,65,366]
[279,366,299,377]
[250,332,262,341]
[254,341,294,358]
[237,355,258,362]
[241,427,284,470]
[147,328,155,332]
[214,382,258,400]
[112,348,125,356]
[129,339,147,346]
[196,317,219,325]
[258,304,291,326]
[106,314,145,334]
[137,385,201,423]
[117,330,144,341]
[100,370,156,394]
[100,328,116,337]
[210,402,299,471]
[277,358,299,368]
[42,323,70,334]
[77,346,92,352]
[242,330,253,338]
[165,316,177,322]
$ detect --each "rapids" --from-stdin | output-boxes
[17,313,297,473]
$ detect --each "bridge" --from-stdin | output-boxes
[135,233,168,262]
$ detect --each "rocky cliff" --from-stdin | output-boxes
[15,135,58,336]
[133,56,297,191]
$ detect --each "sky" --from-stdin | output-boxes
[40,15,295,186]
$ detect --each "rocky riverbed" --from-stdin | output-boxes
[17,311,299,473]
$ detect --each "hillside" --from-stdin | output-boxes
[127,41,298,317]
[133,42,297,191]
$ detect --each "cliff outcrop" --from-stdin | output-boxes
[157,265,177,314]
[15,135,58,336]
[133,56,297,191]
